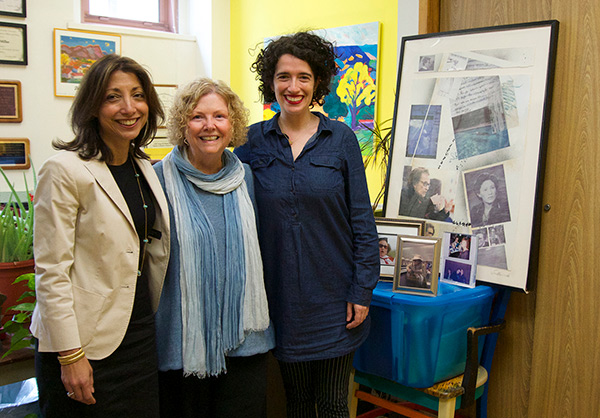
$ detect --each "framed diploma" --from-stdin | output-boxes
[0,0,26,18]
[0,21,27,65]
[0,80,22,123]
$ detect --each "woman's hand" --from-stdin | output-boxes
[346,302,369,329]
[60,349,96,405]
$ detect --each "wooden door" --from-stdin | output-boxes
[421,1,600,417]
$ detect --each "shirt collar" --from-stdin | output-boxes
[264,112,334,137]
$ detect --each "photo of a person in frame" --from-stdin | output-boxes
[467,168,511,228]
[399,166,452,221]
[379,237,395,266]
[443,259,472,286]
[449,234,471,260]
[404,254,431,288]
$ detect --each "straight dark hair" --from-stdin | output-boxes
[54,54,164,162]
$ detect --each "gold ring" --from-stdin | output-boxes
[67,391,75,398]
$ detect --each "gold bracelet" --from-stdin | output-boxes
[57,349,85,366]
[59,351,85,366]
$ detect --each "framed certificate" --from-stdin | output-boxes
[0,0,26,18]
[0,21,27,65]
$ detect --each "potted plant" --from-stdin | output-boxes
[0,165,36,354]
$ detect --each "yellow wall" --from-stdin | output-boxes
[230,0,399,202]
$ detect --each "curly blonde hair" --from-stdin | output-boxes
[167,78,249,148]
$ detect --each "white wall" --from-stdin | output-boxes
[0,0,205,192]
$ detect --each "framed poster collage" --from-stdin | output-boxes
[377,20,558,293]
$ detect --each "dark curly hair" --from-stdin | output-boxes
[54,54,164,162]
[251,31,338,106]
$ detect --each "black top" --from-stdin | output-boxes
[108,157,157,321]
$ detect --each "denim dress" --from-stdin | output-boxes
[235,113,379,362]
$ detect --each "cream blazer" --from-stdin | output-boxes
[31,151,170,360]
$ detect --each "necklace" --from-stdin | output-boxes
[130,157,149,277]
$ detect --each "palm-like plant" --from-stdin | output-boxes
[361,118,393,213]
[0,167,36,263]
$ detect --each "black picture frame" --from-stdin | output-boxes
[0,0,26,18]
[0,21,27,65]
[383,20,559,291]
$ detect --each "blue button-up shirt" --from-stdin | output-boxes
[235,113,379,362]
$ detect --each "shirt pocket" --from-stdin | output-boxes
[250,155,277,191]
[308,155,343,191]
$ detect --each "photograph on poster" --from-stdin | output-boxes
[393,235,440,296]
[406,104,441,159]
[375,218,423,279]
[397,165,457,222]
[383,21,559,291]
[464,163,511,228]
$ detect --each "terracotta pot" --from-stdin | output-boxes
[0,258,35,327]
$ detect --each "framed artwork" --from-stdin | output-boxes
[393,235,441,296]
[0,80,22,123]
[383,20,559,291]
[263,21,380,155]
[440,232,478,288]
[0,21,27,65]
[53,28,121,97]
[0,0,26,17]
[154,84,178,128]
[0,138,29,169]
[375,217,424,279]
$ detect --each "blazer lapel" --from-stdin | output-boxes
[83,158,135,229]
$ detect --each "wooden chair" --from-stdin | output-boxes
[350,287,510,418]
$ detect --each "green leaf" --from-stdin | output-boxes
[16,290,36,302]
[7,302,34,312]
[12,311,32,322]
[2,320,21,333]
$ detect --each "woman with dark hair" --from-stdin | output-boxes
[235,31,379,417]
[31,54,170,417]
[153,78,274,418]
[469,172,511,227]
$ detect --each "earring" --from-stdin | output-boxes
[183,138,189,146]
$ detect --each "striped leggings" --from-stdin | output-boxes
[278,352,354,418]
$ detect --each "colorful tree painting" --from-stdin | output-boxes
[263,22,380,155]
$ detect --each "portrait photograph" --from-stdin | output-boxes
[418,54,435,72]
[393,235,440,296]
[398,165,458,223]
[464,163,511,228]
